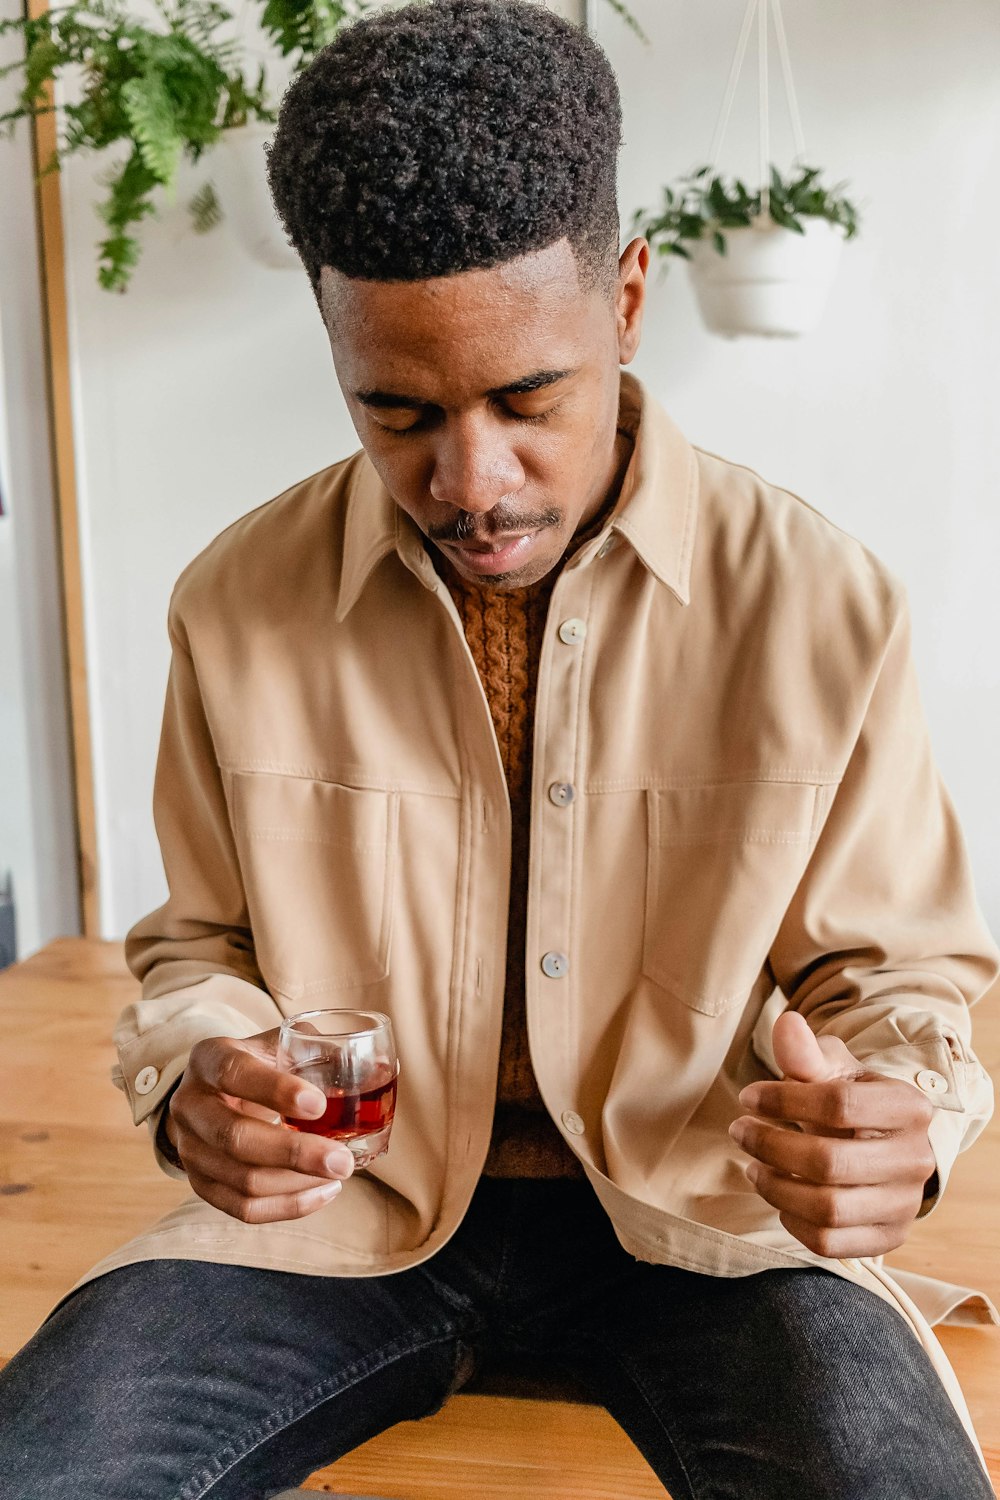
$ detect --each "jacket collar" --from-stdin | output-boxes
[335,371,698,622]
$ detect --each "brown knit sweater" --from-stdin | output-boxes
[429,435,634,1176]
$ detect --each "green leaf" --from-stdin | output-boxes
[97,229,142,292]
[121,71,182,183]
[188,178,222,232]
[597,0,650,45]
[712,229,726,255]
[707,177,732,217]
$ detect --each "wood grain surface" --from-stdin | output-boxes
[2,938,998,1497]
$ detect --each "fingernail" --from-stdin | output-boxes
[739,1086,761,1108]
[728,1121,747,1144]
[314,1180,342,1202]
[324,1149,354,1177]
[295,1092,326,1118]
[745,1162,760,1185]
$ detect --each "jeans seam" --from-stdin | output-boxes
[180,1324,459,1500]
[572,1332,709,1500]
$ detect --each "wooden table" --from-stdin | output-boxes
[2,938,999,1497]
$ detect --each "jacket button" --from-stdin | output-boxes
[134,1065,160,1095]
[558,618,587,645]
[915,1069,948,1095]
[548,782,575,807]
[561,1110,585,1135]
[541,951,569,979]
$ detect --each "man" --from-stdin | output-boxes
[2,1,998,1495]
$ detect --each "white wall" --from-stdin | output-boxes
[598,0,1000,929]
[54,0,998,940]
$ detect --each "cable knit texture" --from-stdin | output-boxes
[442,562,573,1175]
[430,430,635,1176]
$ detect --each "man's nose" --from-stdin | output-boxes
[428,415,524,514]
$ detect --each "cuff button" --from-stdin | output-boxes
[915,1068,948,1095]
[135,1065,160,1095]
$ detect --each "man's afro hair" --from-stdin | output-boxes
[264,0,623,307]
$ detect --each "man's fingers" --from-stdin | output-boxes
[189,1036,327,1119]
[775,1210,911,1260]
[186,1169,344,1226]
[176,1093,354,1179]
[738,1076,933,1133]
[182,1140,343,1201]
[729,1116,935,1187]
[745,1160,922,1230]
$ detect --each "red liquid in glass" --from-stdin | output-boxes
[283,1062,398,1143]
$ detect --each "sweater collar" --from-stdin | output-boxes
[335,371,699,621]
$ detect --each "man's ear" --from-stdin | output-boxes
[616,237,648,365]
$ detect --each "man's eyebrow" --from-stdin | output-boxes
[354,368,577,408]
[490,368,576,396]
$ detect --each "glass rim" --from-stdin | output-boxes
[279,1007,393,1041]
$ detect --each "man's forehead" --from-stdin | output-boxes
[322,244,600,402]
[319,238,588,324]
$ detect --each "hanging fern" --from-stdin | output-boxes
[258,0,368,70]
[0,0,264,290]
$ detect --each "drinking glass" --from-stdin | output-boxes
[277,1009,398,1167]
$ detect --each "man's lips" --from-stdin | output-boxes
[441,530,544,575]
[446,532,537,554]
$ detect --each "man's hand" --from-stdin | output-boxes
[164,1030,354,1224]
[729,1009,937,1258]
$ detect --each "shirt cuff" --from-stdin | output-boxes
[915,1106,975,1219]
[149,1078,187,1180]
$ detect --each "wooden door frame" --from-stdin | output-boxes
[27,0,100,937]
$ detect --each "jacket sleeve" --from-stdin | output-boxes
[113,595,284,1176]
[767,584,1000,1218]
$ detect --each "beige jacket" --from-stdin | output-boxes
[88,374,999,1448]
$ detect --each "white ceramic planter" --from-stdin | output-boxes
[684,217,845,338]
[212,121,301,271]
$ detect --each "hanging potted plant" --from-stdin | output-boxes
[632,161,861,339]
[631,0,863,339]
[0,0,292,292]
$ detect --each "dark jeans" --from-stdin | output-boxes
[1,1177,993,1500]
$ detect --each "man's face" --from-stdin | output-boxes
[321,236,648,590]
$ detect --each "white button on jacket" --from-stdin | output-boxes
[134,1065,159,1095]
[917,1069,950,1096]
[97,375,999,1416]
[558,617,587,645]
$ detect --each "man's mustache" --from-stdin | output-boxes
[428,506,562,545]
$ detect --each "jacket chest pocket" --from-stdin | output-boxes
[642,780,828,1016]
[229,772,398,1003]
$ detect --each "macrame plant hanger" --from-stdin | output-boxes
[705,0,807,219]
[681,0,846,338]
